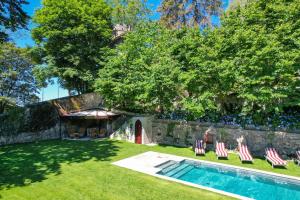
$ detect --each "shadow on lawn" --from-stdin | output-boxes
[158,143,192,149]
[0,139,120,190]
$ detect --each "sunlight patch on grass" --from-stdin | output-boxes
[1,139,300,200]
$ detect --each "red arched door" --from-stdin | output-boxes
[135,120,142,144]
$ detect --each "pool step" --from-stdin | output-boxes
[172,165,194,179]
[156,160,177,169]
[160,163,181,174]
[165,163,190,177]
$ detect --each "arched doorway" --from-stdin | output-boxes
[135,120,142,144]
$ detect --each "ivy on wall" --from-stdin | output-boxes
[0,107,25,136]
[184,130,191,146]
[266,132,275,146]
[218,128,229,142]
[0,102,59,136]
[26,102,58,131]
[166,123,176,137]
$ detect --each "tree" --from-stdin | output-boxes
[0,43,39,114]
[221,0,299,116]
[158,0,222,29]
[158,27,229,119]
[32,0,112,94]
[179,0,300,121]
[95,22,180,113]
[97,0,299,125]
[107,0,150,29]
[157,0,185,29]
[228,0,251,10]
[0,0,29,42]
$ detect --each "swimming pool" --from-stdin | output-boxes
[157,160,300,200]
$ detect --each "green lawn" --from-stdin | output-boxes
[0,139,299,200]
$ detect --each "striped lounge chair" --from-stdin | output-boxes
[195,140,205,156]
[265,148,287,168]
[216,142,228,159]
[295,150,300,165]
[238,144,253,162]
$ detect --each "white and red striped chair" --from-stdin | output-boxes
[238,144,253,162]
[195,140,205,156]
[265,148,287,168]
[295,150,300,165]
[216,142,228,159]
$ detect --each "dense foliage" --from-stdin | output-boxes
[32,0,112,94]
[158,0,222,29]
[0,106,25,136]
[95,23,180,113]
[228,0,251,10]
[0,0,29,42]
[176,0,300,122]
[95,0,300,128]
[0,43,39,114]
[107,0,150,29]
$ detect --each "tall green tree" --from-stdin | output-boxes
[228,0,251,10]
[0,0,30,42]
[32,0,112,94]
[96,0,299,124]
[157,0,187,29]
[95,22,180,113]
[107,0,150,29]
[0,43,39,113]
[158,0,222,29]
[179,0,300,120]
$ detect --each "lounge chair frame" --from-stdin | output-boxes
[195,140,205,156]
[295,151,300,166]
[238,144,253,163]
[265,148,287,168]
[216,142,228,159]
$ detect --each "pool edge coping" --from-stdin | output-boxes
[111,151,270,200]
[112,151,300,200]
[153,173,252,200]
[171,152,300,182]
[115,151,300,180]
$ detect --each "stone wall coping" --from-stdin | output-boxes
[152,119,300,134]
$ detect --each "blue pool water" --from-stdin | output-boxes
[157,160,300,200]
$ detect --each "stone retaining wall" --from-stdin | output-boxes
[152,119,300,158]
[0,124,65,146]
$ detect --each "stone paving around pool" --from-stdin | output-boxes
[113,151,300,200]
[113,151,253,200]
[113,151,184,175]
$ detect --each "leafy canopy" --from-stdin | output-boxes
[95,22,181,113]
[158,0,222,29]
[0,43,39,113]
[32,0,112,94]
[177,0,300,121]
[95,0,299,124]
[0,0,30,42]
[107,0,150,29]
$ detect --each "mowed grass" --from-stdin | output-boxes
[0,139,299,200]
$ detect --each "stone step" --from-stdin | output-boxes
[165,163,190,177]
[160,163,181,174]
[172,165,194,179]
[156,160,177,169]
